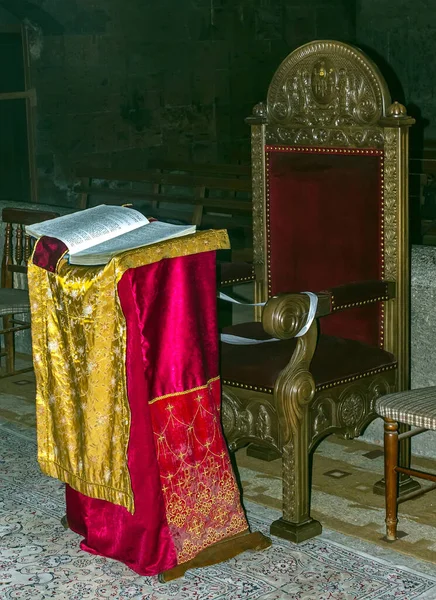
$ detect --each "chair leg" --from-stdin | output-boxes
[397,423,421,494]
[384,418,399,541]
[2,315,15,375]
[374,426,421,498]
[270,421,322,543]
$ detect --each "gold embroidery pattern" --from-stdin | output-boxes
[28,231,230,514]
[151,378,248,564]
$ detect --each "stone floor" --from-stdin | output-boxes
[4,419,436,600]
[2,364,436,569]
[237,438,436,566]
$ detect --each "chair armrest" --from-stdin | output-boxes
[262,292,330,340]
[218,261,255,287]
[262,280,395,340]
[321,280,396,315]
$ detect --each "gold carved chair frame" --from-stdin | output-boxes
[221,41,415,543]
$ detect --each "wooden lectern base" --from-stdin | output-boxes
[158,529,272,583]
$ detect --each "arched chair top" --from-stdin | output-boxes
[260,40,392,148]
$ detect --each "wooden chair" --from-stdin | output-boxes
[0,207,59,377]
[219,40,415,543]
[376,387,436,540]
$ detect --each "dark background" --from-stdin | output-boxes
[0,0,432,210]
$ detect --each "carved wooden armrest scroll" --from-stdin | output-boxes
[261,292,323,448]
[262,292,329,339]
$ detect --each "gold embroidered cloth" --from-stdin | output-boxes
[28,230,229,513]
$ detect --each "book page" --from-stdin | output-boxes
[26,205,149,254]
[69,221,196,265]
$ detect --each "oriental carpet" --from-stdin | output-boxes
[2,394,436,599]
[4,373,436,566]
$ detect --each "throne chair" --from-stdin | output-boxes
[220,40,415,543]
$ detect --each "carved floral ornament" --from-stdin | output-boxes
[260,41,392,148]
[340,391,365,426]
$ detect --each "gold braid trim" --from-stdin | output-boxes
[55,230,230,283]
[149,376,221,405]
[115,230,229,281]
[224,363,398,395]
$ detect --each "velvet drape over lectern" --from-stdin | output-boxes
[28,231,248,576]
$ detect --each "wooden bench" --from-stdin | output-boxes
[76,161,250,222]
[75,161,253,261]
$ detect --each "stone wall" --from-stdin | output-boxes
[0,5,17,23]
[355,0,435,146]
[0,0,356,207]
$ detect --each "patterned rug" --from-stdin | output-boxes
[236,437,436,566]
[5,375,436,565]
[3,420,436,599]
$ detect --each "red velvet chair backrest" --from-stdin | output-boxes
[266,145,384,347]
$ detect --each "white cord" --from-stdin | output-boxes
[219,291,318,345]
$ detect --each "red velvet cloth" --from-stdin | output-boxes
[65,263,179,575]
[124,253,219,398]
[33,241,245,575]
[266,148,383,346]
[32,236,68,272]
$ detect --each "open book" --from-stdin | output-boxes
[26,205,196,266]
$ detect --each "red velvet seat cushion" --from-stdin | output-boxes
[221,322,396,392]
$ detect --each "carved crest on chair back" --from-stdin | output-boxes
[262,41,391,149]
